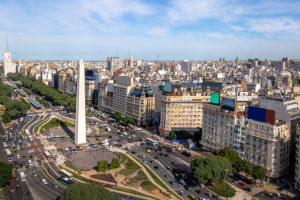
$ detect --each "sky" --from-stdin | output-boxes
[0,0,300,61]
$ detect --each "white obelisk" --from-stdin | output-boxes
[75,59,86,144]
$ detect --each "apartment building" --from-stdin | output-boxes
[201,102,290,178]
[159,94,210,134]
[98,76,155,126]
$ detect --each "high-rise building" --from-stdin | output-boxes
[3,48,16,77]
[98,76,155,125]
[75,59,87,145]
[295,124,300,190]
[107,57,122,72]
[180,60,190,74]
[159,92,210,134]
[201,102,290,178]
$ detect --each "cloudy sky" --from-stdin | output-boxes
[0,0,300,60]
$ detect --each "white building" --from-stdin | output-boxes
[3,50,16,77]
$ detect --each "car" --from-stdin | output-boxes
[147,149,151,153]
[212,194,221,199]
[142,154,146,158]
[177,190,184,195]
[274,192,281,198]
[42,179,48,184]
[166,166,171,170]
[149,160,153,163]
[196,190,201,194]
[239,182,247,187]
[154,166,159,170]
[266,193,273,197]
[169,181,175,185]
[143,160,147,163]
[17,154,20,159]
[204,192,211,197]
[189,195,196,199]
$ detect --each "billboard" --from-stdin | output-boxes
[210,93,220,105]
[248,106,266,122]
[221,97,235,111]
[248,106,275,125]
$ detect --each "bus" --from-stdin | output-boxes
[49,136,65,141]
[145,138,158,146]
[5,149,11,158]
[44,151,52,158]
[187,139,195,150]
[28,135,33,142]
[58,176,73,186]
[60,169,73,177]
[3,142,8,148]
[164,145,176,152]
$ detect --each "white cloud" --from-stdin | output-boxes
[166,0,228,23]
[248,18,300,33]
[229,25,244,31]
[146,26,169,36]
[206,32,234,39]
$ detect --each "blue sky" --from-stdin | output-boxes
[1,0,300,61]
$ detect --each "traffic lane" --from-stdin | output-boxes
[135,146,214,199]
[254,191,284,200]
[25,167,62,200]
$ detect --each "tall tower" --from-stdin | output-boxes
[75,59,86,144]
[3,38,16,77]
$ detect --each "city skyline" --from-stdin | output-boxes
[1,0,300,60]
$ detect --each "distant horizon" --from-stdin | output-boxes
[1,0,300,60]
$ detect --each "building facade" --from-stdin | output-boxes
[201,103,290,178]
[159,94,210,134]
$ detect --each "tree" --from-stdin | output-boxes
[191,156,232,185]
[175,130,192,140]
[0,95,10,106]
[2,112,11,123]
[113,112,122,122]
[218,147,245,173]
[123,116,134,125]
[0,161,12,186]
[59,183,120,200]
[169,131,177,140]
[252,166,265,181]
[7,73,22,81]
[0,84,11,96]
[110,158,120,169]
[98,160,108,172]
[16,83,22,88]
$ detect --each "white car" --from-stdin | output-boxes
[17,154,20,159]
[42,179,48,184]
[147,149,151,153]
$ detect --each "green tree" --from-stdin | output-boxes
[0,161,12,186]
[8,109,19,119]
[97,160,108,172]
[1,112,11,123]
[123,116,134,125]
[0,84,11,96]
[175,130,192,140]
[113,112,122,122]
[0,95,10,106]
[0,77,2,84]
[59,183,120,200]
[7,73,22,81]
[169,131,177,140]
[16,83,22,88]
[191,156,232,185]
[110,158,120,169]
[252,166,265,181]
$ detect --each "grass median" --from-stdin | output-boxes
[129,153,181,199]
[40,117,74,134]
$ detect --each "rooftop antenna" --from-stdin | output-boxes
[5,37,9,52]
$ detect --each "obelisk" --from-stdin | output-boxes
[75,59,86,144]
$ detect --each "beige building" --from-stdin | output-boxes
[98,76,155,126]
[159,93,210,134]
[85,80,95,105]
[57,68,76,95]
[201,103,290,178]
